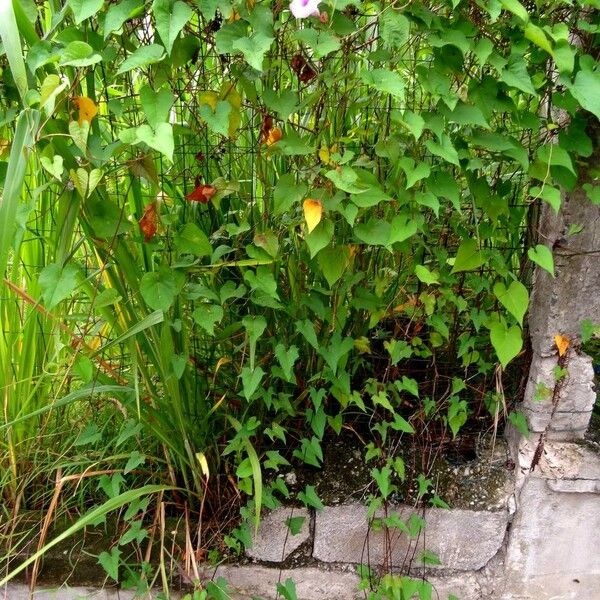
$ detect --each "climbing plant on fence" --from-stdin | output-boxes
[0,0,599,595]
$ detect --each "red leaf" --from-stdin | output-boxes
[139,202,158,242]
[186,184,216,203]
[290,54,317,83]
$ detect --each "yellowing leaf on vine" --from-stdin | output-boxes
[318,144,338,165]
[354,336,371,354]
[73,96,97,127]
[319,146,330,164]
[303,199,323,233]
[554,334,570,357]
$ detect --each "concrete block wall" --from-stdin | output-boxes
[218,502,508,599]
[504,181,600,599]
[523,192,600,440]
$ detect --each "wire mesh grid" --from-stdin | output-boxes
[0,4,550,391]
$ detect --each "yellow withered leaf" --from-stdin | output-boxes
[73,96,97,127]
[195,452,210,479]
[318,145,330,164]
[554,334,570,357]
[303,199,323,233]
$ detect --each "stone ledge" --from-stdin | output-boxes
[1,586,177,600]
[213,565,361,600]
[515,438,600,481]
[313,503,508,571]
[213,564,488,600]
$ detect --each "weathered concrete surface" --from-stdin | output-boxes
[1,586,179,599]
[522,353,596,438]
[502,575,600,600]
[246,507,310,562]
[313,503,508,570]
[214,565,493,600]
[504,477,600,600]
[512,436,600,482]
[214,565,361,600]
[528,192,600,358]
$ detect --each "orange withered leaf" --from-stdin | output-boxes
[139,202,159,242]
[186,184,216,203]
[264,126,282,146]
[260,115,282,146]
[260,114,273,142]
[73,96,98,127]
[554,334,570,357]
[303,199,323,233]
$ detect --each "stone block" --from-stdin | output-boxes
[245,507,310,563]
[524,440,600,482]
[505,477,600,599]
[427,573,482,600]
[2,587,181,600]
[527,193,600,357]
[522,353,595,436]
[214,565,489,600]
[313,503,507,571]
[213,565,361,600]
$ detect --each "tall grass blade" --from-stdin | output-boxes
[0,384,133,430]
[0,109,39,280]
[90,310,164,356]
[0,485,174,586]
[0,0,28,101]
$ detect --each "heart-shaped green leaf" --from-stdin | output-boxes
[140,85,174,128]
[530,185,561,214]
[152,0,192,55]
[39,263,80,309]
[388,215,418,245]
[317,245,350,287]
[528,244,554,277]
[232,33,274,71]
[170,355,187,379]
[452,239,485,273]
[493,280,529,325]
[193,304,224,336]
[274,344,299,382]
[490,321,523,368]
[139,266,184,311]
[135,123,174,162]
[70,168,103,198]
[69,120,90,153]
[40,155,64,180]
[306,220,334,258]
[241,366,265,401]
[415,265,439,285]
[117,44,165,74]
[199,101,231,137]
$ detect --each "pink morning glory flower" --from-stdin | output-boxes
[290,0,321,19]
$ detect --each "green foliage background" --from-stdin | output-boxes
[0,0,599,593]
